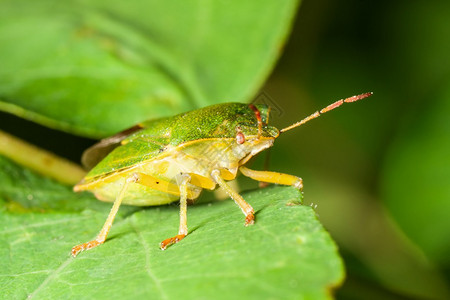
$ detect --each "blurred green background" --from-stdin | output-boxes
[264,0,450,299]
[1,0,450,299]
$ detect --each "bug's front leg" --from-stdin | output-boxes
[239,166,303,191]
[211,169,255,226]
[71,174,138,257]
[160,173,191,250]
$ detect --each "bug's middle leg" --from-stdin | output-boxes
[239,166,303,190]
[211,169,255,226]
[159,173,191,250]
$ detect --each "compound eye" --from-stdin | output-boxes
[236,132,245,144]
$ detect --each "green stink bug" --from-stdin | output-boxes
[71,92,372,257]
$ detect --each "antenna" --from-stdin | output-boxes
[280,92,373,133]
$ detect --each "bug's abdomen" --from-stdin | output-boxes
[77,160,203,206]
[92,178,180,206]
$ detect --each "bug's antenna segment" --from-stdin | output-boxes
[249,104,263,138]
[280,92,373,133]
[266,107,271,125]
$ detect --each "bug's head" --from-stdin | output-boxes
[227,103,279,165]
[235,104,279,144]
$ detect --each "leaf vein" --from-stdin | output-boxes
[27,257,74,299]
[130,216,168,300]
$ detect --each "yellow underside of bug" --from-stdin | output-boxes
[74,137,274,205]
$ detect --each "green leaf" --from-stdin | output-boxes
[0,0,299,138]
[0,156,343,299]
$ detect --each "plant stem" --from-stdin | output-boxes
[0,129,85,185]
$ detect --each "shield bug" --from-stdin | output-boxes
[71,92,372,257]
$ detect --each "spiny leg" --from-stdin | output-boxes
[160,174,191,250]
[211,169,254,226]
[71,174,138,257]
[239,166,303,191]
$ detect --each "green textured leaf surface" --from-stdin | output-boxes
[0,155,343,300]
[0,0,298,138]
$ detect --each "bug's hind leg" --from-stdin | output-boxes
[239,166,303,191]
[160,174,191,250]
[211,169,255,226]
[71,174,138,257]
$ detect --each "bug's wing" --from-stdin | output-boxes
[83,136,170,182]
[81,124,144,170]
